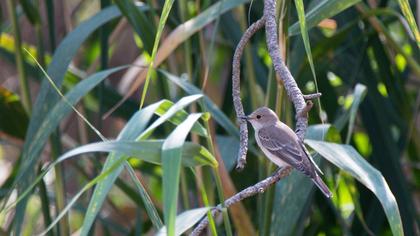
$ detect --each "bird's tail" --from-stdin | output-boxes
[312,175,332,198]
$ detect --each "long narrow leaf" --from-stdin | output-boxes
[81,94,204,234]
[394,0,420,47]
[289,0,361,36]
[305,140,403,236]
[13,5,148,231]
[140,0,176,108]
[162,113,205,235]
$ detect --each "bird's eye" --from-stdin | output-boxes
[256,115,261,119]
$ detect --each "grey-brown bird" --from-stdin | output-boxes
[241,107,332,198]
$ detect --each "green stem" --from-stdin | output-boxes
[38,166,54,236]
[50,131,70,236]
[201,112,232,236]
[6,0,32,114]
[191,168,218,235]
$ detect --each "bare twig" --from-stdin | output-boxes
[190,167,292,236]
[232,17,266,171]
[303,93,322,100]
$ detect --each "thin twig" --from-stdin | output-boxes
[190,167,292,236]
[303,93,322,100]
[232,17,266,171]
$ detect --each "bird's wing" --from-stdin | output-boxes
[258,125,316,177]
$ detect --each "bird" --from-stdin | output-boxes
[240,107,332,198]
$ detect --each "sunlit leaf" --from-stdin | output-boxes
[305,140,403,236]
[162,113,207,235]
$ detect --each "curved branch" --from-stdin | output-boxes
[190,167,292,236]
[232,17,266,171]
[263,0,310,139]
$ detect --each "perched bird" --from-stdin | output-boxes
[241,107,332,198]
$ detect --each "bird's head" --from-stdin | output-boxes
[240,107,279,129]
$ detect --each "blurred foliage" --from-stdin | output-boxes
[0,0,419,235]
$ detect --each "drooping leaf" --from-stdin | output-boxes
[305,140,403,236]
[81,94,204,234]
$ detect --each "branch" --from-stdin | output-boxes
[194,0,323,233]
[264,0,314,139]
[190,167,292,236]
[232,17,266,171]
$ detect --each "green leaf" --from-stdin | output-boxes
[16,66,128,184]
[5,140,216,222]
[289,0,361,36]
[305,140,403,236]
[13,5,148,231]
[140,94,204,138]
[140,0,175,108]
[395,0,420,48]
[216,135,239,171]
[293,0,320,109]
[114,1,155,53]
[155,100,208,137]
[57,140,217,168]
[81,95,204,234]
[161,70,239,138]
[81,101,165,235]
[157,207,212,236]
[162,113,206,235]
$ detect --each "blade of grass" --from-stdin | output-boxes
[6,0,31,114]
[110,0,251,114]
[394,0,420,48]
[4,140,216,213]
[12,5,149,233]
[81,95,204,234]
[139,0,175,108]
[289,0,361,36]
[162,113,206,235]
[294,0,324,136]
